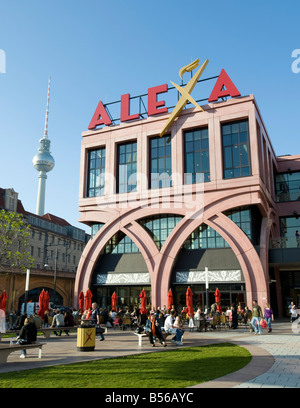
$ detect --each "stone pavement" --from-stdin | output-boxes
[0,320,299,388]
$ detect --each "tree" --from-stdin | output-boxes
[0,209,34,269]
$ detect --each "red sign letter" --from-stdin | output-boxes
[120,93,139,122]
[88,101,112,129]
[148,84,168,116]
[208,69,241,103]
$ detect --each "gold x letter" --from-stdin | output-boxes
[160,58,209,137]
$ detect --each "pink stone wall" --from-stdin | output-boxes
[75,95,285,311]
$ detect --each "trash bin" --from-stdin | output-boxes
[77,322,96,351]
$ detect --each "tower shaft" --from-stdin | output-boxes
[36,171,47,216]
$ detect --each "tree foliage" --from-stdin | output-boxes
[0,209,34,269]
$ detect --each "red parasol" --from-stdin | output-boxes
[37,289,46,319]
[44,291,50,311]
[0,291,8,312]
[78,291,84,311]
[139,289,147,314]
[186,286,194,316]
[85,289,93,311]
[167,289,173,310]
[111,292,117,312]
[214,288,222,313]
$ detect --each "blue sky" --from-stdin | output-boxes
[0,0,299,232]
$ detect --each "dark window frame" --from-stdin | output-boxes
[183,126,210,184]
[221,119,252,180]
[87,147,106,197]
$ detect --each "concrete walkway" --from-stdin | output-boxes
[0,320,299,388]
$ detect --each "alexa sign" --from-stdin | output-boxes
[88,59,241,136]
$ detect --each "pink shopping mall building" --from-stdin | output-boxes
[74,74,300,318]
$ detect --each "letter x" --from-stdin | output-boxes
[160,59,209,138]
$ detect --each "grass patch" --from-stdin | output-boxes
[0,343,251,388]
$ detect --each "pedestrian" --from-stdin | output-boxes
[64,310,75,336]
[188,313,195,332]
[32,312,43,329]
[231,303,238,329]
[50,309,65,336]
[264,303,274,333]
[90,302,105,341]
[144,311,167,347]
[16,317,37,358]
[164,310,184,345]
[289,301,297,322]
[296,230,300,247]
[251,300,263,335]
[194,307,202,331]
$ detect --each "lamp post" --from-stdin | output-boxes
[205,266,209,313]
[44,242,70,306]
[24,269,30,314]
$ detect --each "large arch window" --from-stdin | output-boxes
[138,214,183,249]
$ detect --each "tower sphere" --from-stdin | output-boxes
[32,137,55,173]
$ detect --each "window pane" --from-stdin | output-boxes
[87,147,106,197]
[222,120,251,179]
[150,135,172,189]
[184,127,210,185]
[117,142,137,193]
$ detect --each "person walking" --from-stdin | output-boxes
[251,300,263,335]
[264,303,274,333]
[90,302,105,341]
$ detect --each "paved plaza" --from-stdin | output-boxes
[0,320,299,388]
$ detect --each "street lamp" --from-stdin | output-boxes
[24,269,30,314]
[44,242,71,306]
[205,266,209,314]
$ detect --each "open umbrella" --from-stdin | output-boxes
[78,291,84,311]
[139,289,147,314]
[186,286,194,316]
[167,289,173,310]
[214,288,222,313]
[0,291,8,312]
[85,289,93,311]
[111,292,117,311]
[37,289,46,319]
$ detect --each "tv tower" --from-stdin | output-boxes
[32,77,55,216]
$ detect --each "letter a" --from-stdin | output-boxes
[88,100,112,129]
[208,69,241,102]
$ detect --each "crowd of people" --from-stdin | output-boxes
[4,297,286,355]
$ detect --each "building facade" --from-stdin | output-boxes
[75,87,300,317]
[0,188,89,311]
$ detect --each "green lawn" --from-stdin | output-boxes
[0,343,251,388]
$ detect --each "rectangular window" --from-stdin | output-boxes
[275,171,300,202]
[150,135,172,189]
[184,127,210,184]
[117,141,137,193]
[222,120,251,179]
[279,217,300,248]
[87,147,106,197]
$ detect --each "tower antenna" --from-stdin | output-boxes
[43,76,51,139]
[32,77,55,216]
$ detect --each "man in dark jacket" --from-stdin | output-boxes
[144,311,167,347]
[17,317,37,358]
